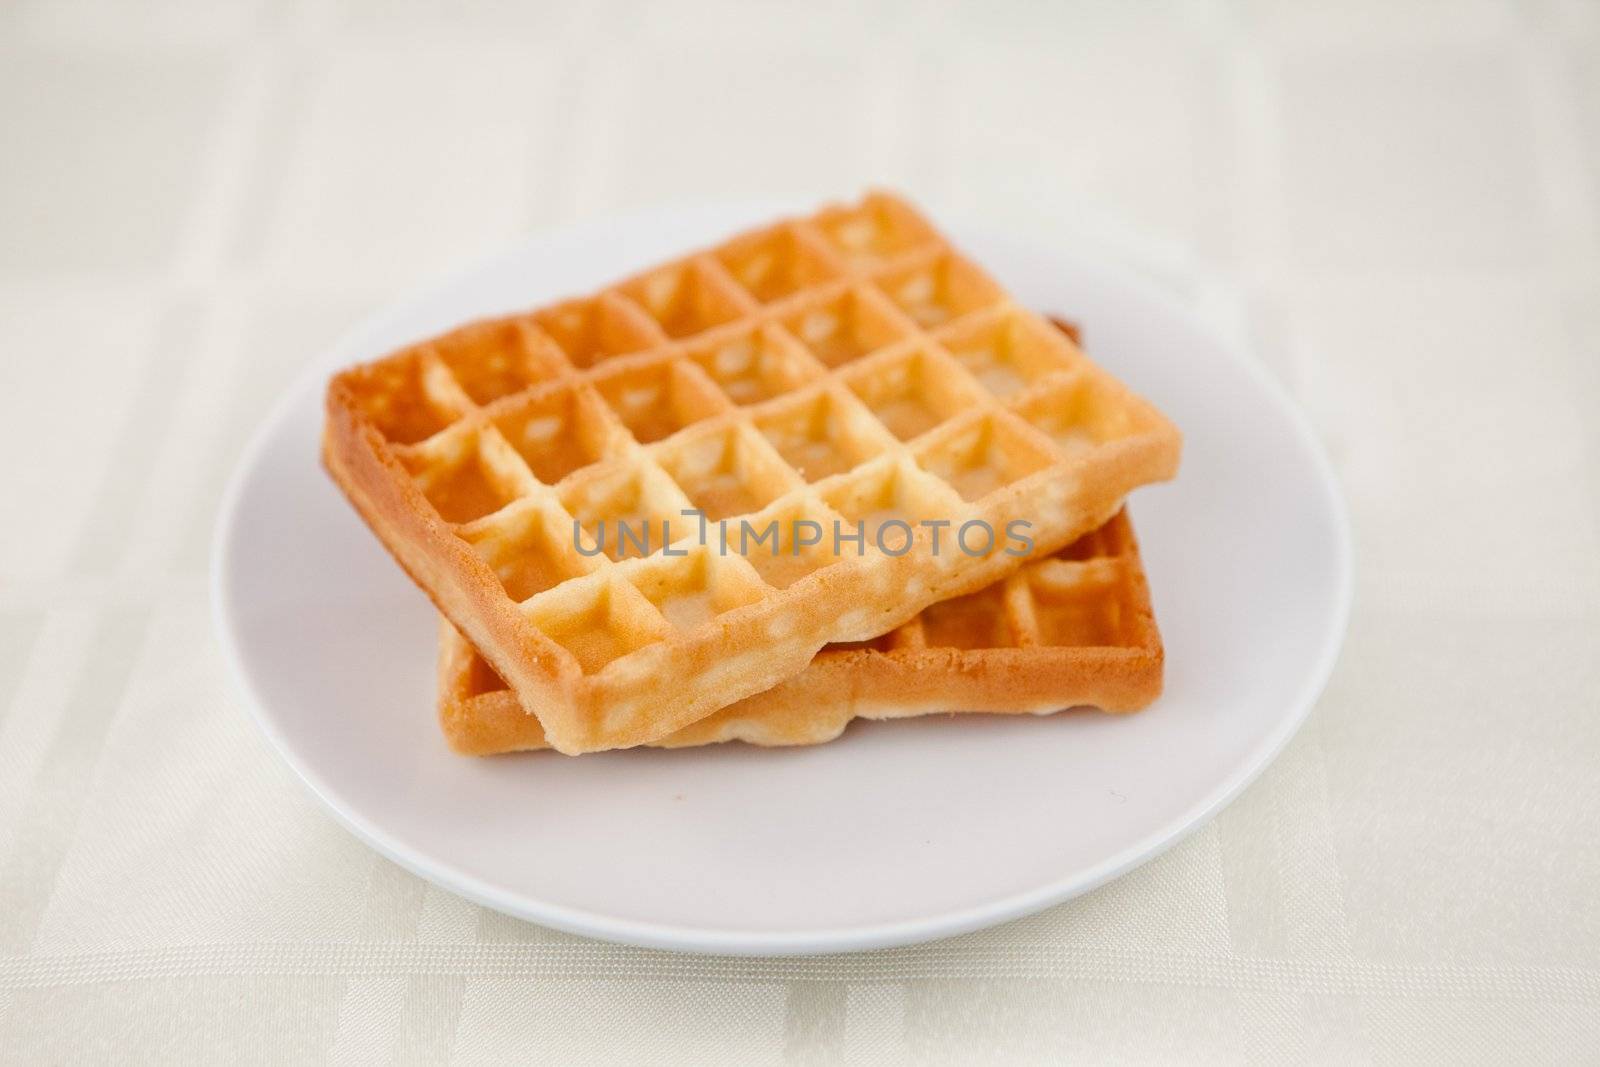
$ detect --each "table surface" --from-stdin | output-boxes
[2,1,1598,1062]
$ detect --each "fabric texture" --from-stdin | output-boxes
[1,0,1598,1062]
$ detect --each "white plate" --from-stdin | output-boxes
[212,202,1350,956]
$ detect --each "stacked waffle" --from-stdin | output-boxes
[324,193,1180,756]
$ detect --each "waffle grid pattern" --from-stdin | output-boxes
[324,193,1180,753]
[439,508,1161,754]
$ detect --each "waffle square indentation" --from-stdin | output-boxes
[919,585,1013,650]
[685,325,823,406]
[491,384,632,485]
[619,547,770,632]
[715,225,843,304]
[841,346,988,442]
[1026,561,1127,647]
[521,577,669,675]
[780,288,913,369]
[873,252,1005,329]
[461,497,599,602]
[559,464,693,562]
[734,499,843,590]
[935,309,1081,399]
[913,413,1056,503]
[342,350,471,445]
[812,192,939,266]
[655,424,799,523]
[398,425,535,524]
[533,294,663,368]
[432,316,566,405]
[1010,375,1153,457]
[752,389,894,483]
[618,259,751,340]
[593,360,732,445]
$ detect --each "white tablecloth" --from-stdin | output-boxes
[2,1,1597,1062]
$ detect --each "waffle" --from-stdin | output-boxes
[438,507,1161,754]
[323,192,1181,754]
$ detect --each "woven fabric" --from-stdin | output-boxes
[2,1,1598,1062]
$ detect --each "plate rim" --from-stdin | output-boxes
[210,202,1353,957]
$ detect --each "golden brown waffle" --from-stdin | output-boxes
[438,509,1160,754]
[324,192,1181,754]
